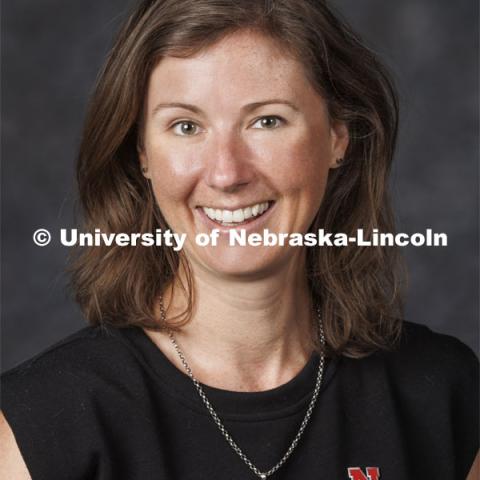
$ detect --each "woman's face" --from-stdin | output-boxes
[139,30,348,278]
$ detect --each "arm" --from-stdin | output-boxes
[0,411,32,480]
[467,451,480,480]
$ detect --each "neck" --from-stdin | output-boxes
[145,254,317,392]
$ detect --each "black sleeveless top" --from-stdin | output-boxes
[1,321,478,480]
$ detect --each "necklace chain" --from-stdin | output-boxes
[164,305,326,479]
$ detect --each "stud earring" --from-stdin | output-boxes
[335,158,344,166]
[141,166,148,174]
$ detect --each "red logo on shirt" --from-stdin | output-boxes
[347,467,380,480]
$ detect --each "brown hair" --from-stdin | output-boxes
[70,0,404,358]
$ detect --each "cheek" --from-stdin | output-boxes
[147,145,201,205]
[266,130,332,196]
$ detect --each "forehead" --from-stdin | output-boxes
[145,30,319,109]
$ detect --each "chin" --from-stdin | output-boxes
[193,245,295,279]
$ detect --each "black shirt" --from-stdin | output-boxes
[1,321,478,479]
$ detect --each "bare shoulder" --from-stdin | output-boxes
[467,451,480,480]
[0,411,32,480]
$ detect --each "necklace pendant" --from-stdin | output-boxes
[260,475,267,479]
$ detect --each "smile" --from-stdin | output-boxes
[201,201,272,226]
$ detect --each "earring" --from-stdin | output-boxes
[335,158,344,166]
[141,166,148,174]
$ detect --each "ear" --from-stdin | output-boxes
[137,144,151,178]
[328,120,349,169]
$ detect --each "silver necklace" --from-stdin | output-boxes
[164,305,326,479]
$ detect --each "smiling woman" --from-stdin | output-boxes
[138,30,347,279]
[1,1,478,479]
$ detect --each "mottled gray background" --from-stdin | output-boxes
[2,0,478,373]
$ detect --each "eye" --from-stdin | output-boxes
[171,121,201,136]
[251,116,284,130]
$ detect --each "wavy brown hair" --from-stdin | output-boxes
[70,0,405,358]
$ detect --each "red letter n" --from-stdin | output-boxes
[347,467,380,480]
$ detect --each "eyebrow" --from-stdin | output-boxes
[242,99,300,113]
[151,99,300,116]
[152,102,203,116]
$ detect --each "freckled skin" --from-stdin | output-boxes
[139,30,348,278]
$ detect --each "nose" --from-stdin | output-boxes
[204,131,254,192]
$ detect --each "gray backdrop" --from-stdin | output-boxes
[2,0,478,373]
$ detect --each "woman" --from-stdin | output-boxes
[1,0,478,479]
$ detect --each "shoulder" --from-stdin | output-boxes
[385,320,478,383]
[399,320,477,358]
[0,325,140,479]
[387,321,479,474]
[2,325,129,386]
[340,320,478,410]
[366,320,479,433]
[1,324,125,411]
[0,411,32,480]
[1,324,148,412]
[338,321,478,476]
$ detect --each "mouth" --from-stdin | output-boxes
[198,201,274,227]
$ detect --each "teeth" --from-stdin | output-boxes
[202,202,270,224]
[232,209,244,222]
[223,210,233,223]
